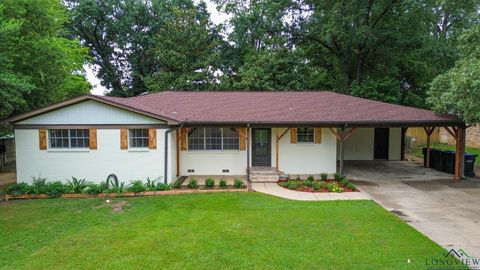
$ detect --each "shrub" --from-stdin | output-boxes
[320,173,328,181]
[327,183,343,193]
[340,178,350,186]
[156,183,172,191]
[85,182,107,195]
[334,173,342,181]
[313,181,320,190]
[287,180,299,190]
[127,180,146,193]
[30,178,47,194]
[66,177,88,193]
[304,179,313,187]
[188,179,198,189]
[307,175,315,181]
[172,179,183,189]
[106,182,125,193]
[219,177,227,189]
[346,183,356,191]
[279,181,289,187]
[295,175,302,181]
[205,178,215,189]
[45,181,68,198]
[145,177,159,191]
[234,179,244,189]
[5,183,31,196]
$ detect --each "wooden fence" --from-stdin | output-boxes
[406,127,440,146]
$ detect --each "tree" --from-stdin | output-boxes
[0,0,89,120]
[428,25,480,124]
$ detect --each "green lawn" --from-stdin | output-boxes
[411,143,480,165]
[0,193,449,269]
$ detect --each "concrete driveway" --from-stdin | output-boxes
[346,161,480,258]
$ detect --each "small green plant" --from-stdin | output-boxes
[30,178,47,194]
[295,175,302,181]
[307,175,314,181]
[84,182,107,195]
[287,180,299,190]
[346,183,356,191]
[304,179,313,187]
[320,173,328,181]
[279,181,289,187]
[127,180,147,193]
[188,178,198,189]
[156,182,172,191]
[340,178,350,186]
[334,173,342,181]
[107,182,125,193]
[233,179,244,189]
[172,179,183,189]
[219,177,227,189]
[145,177,159,191]
[327,182,343,193]
[313,181,320,190]
[205,178,215,189]
[66,177,88,193]
[5,183,31,196]
[45,181,68,198]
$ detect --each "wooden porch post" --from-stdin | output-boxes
[275,128,290,172]
[401,128,408,160]
[454,125,466,180]
[423,127,435,168]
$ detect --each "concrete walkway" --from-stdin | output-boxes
[251,182,370,201]
[346,161,480,258]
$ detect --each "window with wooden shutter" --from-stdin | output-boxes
[149,128,157,149]
[120,129,128,150]
[89,128,97,150]
[314,128,322,144]
[238,128,246,150]
[39,129,47,150]
[290,128,297,143]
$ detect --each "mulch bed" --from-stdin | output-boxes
[277,179,358,193]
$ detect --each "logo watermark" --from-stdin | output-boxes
[426,248,480,269]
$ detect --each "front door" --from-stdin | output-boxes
[252,128,271,166]
[374,128,389,160]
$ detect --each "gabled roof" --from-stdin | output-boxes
[7,91,463,127]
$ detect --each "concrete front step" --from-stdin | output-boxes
[250,174,279,183]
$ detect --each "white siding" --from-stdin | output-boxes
[15,129,174,184]
[273,128,337,175]
[389,128,402,161]
[17,100,165,125]
[179,150,247,176]
[342,128,374,160]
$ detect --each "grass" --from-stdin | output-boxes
[0,193,451,269]
[411,143,480,165]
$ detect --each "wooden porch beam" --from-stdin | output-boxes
[343,128,357,141]
[423,127,435,168]
[443,126,457,139]
[328,128,341,140]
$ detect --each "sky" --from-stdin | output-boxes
[87,0,229,95]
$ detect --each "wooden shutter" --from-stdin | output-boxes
[314,128,322,144]
[89,128,97,150]
[290,128,297,144]
[238,128,247,150]
[149,128,157,149]
[39,129,47,150]
[180,128,188,151]
[120,129,128,150]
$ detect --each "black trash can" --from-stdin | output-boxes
[464,154,478,177]
[422,147,435,168]
[430,149,445,171]
[443,151,456,174]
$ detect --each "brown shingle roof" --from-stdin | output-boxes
[97,91,461,127]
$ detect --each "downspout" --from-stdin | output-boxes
[164,123,183,184]
[246,124,251,181]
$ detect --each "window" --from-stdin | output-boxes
[49,129,89,149]
[129,129,149,148]
[188,127,239,150]
[297,128,314,143]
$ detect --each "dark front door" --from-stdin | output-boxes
[374,128,389,160]
[252,128,271,166]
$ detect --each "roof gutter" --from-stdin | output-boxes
[164,123,183,184]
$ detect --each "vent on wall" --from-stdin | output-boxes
[188,169,195,173]
[222,169,229,173]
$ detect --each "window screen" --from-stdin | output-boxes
[129,129,149,148]
[297,128,315,143]
[49,129,89,149]
[188,128,239,150]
